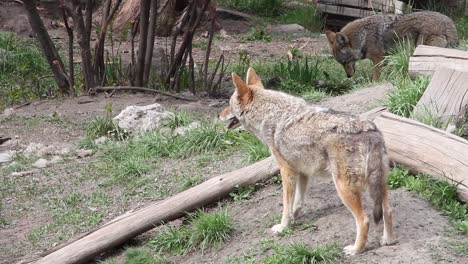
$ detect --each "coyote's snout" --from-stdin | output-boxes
[219,68,396,255]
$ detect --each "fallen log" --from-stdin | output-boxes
[369,110,468,201]
[408,45,468,78]
[34,157,279,264]
[413,67,468,125]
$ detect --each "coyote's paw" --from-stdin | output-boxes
[292,207,302,219]
[271,224,286,234]
[380,236,398,246]
[343,245,358,256]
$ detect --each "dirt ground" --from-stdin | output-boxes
[1,1,467,264]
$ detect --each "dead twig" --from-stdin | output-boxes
[94,86,197,101]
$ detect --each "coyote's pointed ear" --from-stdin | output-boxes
[335,32,349,47]
[232,72,252,102]
[246,67,264,88]
[325,30,336,45]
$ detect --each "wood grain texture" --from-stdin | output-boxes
[413,67,468,123]
[372,111,468,201]
[409,45,468,77]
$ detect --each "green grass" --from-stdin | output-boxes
[167,110,193,129]
[388,167,468,234]
[242,28,272,42]
[230,185,257,202]
[149,209,234,254]
[181,174,205,190]
[386,75,430,118]
[124,248,168,264]
[218,0,284,17]
[381,40,415,81]
[230,55,373,100]
[0,32,56,110]
[228,131,270,162]
[280,3,323,32]
[455,15,468,41]
[263,242,341,264]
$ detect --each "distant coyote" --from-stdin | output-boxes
[326,11,459,80]
[219,68,395,255]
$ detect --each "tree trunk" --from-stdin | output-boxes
[70,0,96,92]
[135,0,151,87]
[143,0,159,85]
[23,0,70,94]
[33,157,279,264]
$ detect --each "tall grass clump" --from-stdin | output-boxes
[388,167,468,234]
[0,32,55,110]
[218,0,284,17]
[149,209,234,254]
[263,242,341,264]
[455,15,468,41]
[280,3,323,31]
[381,39,414,81]
[123,248,168,264]
[382,39,431,117]
[386,75,430,118]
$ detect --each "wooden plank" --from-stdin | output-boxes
[34,157,280,264]
[317,3,373,17]
[412,45,468,59]
[408,47,468,77]
[370,111,468,201]
[413,67,468,123]
[318,0,391,9]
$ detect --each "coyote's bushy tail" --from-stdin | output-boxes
[368,144,389,224]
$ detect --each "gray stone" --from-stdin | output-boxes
[269,24,305,34]
[33,158,49,168]
[94,136,109,144]
[114,103,175,132]
[0,151,15,163]
[50,156,64,164]
[173,121,202,136]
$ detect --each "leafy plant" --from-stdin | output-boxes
[243,28,272,42]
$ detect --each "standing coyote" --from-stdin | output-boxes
[219,68,395,255]
[325,11,459,80]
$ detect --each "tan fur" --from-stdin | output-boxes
[326,11,459,81]
[219,68,396,255]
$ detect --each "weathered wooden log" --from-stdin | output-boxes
[34,157,279,264]
[413,67,468,124]
[409,45,468,78]
[369,110,468,201]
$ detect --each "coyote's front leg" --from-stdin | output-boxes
[271,166,297,234]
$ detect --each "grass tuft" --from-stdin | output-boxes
[388,167,468,234]
[149,209,234,254]
[263,242,341,264]
[386,75,430,118]
[242,28,272,42]
[124,248,168,264]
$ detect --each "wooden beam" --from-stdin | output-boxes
[409,45,468,77]
[413,67,468,123]
[370,111,468,201]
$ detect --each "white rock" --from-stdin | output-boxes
[113,103,175,132]
[173,121,202,136]
[269,24,305,34]
[33,158,49,168]
[23,143,44,157]
[94,136,109,144]
[2,108,15,118]
[50,156,64,164]
[11,170,37,177]
[0,151,15,163]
